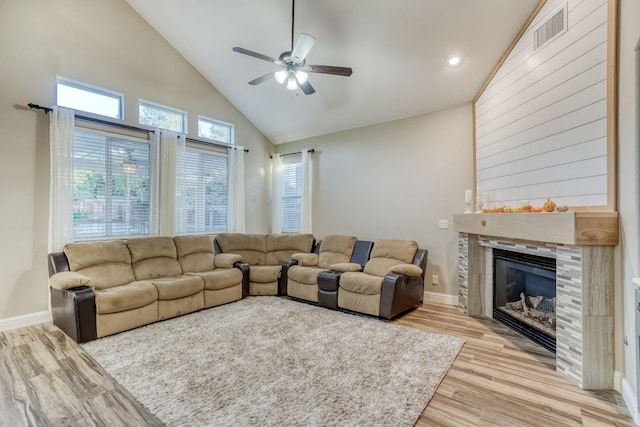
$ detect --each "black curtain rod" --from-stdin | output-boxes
[270,148,315,159]
[28,103,249,153]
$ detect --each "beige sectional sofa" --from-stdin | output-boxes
[48,233,427,343]
[214,233,315,296]
[48,235,247,342]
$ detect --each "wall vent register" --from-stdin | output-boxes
[534,4,567,50]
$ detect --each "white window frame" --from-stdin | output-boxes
[56,76,124,120]
[197,115,234,144]
[280,155,303,233]
[139,99,187,133]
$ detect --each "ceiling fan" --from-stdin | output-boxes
[232,0,353,95]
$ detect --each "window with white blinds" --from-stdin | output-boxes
[178,144,229,234]
[73,130,153,239]
[280,154,302,232]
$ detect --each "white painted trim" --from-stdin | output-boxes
[0,311,52,332]
[424,291,458,306]
[621,375,640,426]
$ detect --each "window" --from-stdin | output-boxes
[139,100,187,133]
[73,130,153,239]
[178,145,228,233]
[57,77,124,119]
[280,154,303,232]
[198,116,234,144]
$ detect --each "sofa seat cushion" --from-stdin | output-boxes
[188,268,242,291]
[250,265,283,283]
[144,275,204,300]
[339,272,384,295]
[288,265,329,286]
[94,282,158,314]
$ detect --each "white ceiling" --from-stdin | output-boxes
[125,0,540,144]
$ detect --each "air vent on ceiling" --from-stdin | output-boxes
[534,5,567,50]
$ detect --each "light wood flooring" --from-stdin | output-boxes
[0,302,634,426]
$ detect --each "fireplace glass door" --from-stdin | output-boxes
[493,249,556,353]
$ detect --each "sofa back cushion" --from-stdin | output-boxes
[174,235,215,273]
[266,233,315,265]
[64,240,135,290]
[127,237,182,280]
[216,233,267,265]
[363,239,418,277]
[318,235,357,268]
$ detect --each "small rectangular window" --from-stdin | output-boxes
[198,116,234,144]
[57,77,124,119]
[139,100,187,133]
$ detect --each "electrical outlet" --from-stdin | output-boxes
[438,219,449,229]
[432,275,439,285]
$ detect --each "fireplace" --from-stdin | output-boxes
[493,249,556,353]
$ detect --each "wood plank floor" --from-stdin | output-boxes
[0,302,634,426]
[396,302,634,426]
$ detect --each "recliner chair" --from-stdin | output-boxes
[336,239,427,319]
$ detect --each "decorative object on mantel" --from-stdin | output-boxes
[464,189,473,214]
[475,187,484,213]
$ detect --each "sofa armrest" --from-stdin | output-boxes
[215,253,243,268]
[233,261,250,298]
[291,252,318,266]
[329,262,363,272]
[279,259,299,295]
[51,287,97,343]
[379,272,424,319]
[49,271,95,291]
[387,264,423,277]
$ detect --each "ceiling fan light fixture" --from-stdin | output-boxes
[286,76,298,90]
[274,70,288,84]
[295,70,308,84]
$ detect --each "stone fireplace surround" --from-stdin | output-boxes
[453,212,618,390]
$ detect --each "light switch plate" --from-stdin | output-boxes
[438,219,449,229]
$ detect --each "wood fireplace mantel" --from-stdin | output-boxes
[453,212,618,246]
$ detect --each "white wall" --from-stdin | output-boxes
[617,0,640,420]
[476,0,609,208]
[0,0,272,322]
[275,105,474,298]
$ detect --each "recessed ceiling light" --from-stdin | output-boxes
[447,56,463,67]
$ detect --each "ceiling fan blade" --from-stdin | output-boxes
[232,47,280,64]
[298,80,316,95]
[248,73,274,85]
[290,33,316,63]
[307,65,353,76]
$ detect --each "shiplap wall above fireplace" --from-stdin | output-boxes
[474,0,615,210]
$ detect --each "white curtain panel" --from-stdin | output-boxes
[48,106,75,252]
[271,154,284,233]
[228,147,246,233]
[300,149,313,233]
[158,130,185,236]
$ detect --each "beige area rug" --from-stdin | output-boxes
[82,297,464,426]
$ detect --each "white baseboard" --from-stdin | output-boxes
[424,291,458,306]
[621,374,640,426]
[0,310,52,333]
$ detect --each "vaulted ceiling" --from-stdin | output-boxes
[126,0,540,144]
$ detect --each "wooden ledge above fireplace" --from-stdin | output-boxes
[453,212,618,246]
